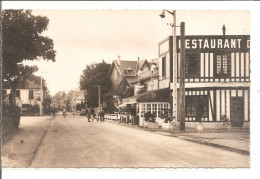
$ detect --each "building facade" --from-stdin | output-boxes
[173,35,250,127]
[3,75,47,116]
[107,34,250,128]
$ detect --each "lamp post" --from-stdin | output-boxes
[159,9,178,127]
[160,10,186,131]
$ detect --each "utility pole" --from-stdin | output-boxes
[94,85,101,110]
[98,85,101,109]
[179,22,186,131]
[40,74,43,116]
[172,10,178,127]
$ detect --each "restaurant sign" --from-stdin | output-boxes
[177,35,250,50]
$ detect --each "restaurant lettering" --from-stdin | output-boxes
[178,38,250,49]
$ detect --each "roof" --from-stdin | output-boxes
[108,58,150,78]
[3,75,42,89]
[115,60,137,76]
[122,86,134,98]
[126,88,172,103]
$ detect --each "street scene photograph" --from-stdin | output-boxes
[1,2,259,175]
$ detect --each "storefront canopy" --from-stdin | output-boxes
[124,88,172,103]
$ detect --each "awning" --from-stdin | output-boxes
[124,88,172,103]
[122,97,137,104]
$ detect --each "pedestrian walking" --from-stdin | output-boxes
[63,108,66,118]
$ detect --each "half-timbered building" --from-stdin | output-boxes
[174,35,250,127]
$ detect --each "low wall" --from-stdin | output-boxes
[104,114,118,120]
[184,121,250,129]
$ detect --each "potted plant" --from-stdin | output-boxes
[143,111,151,127]
[144,112,158,128]
[220,115,231,129]
[162,112,174,130]
[195,115,204,131]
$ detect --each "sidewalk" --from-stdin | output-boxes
[107,120,250,156]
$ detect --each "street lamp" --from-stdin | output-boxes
[160,10,186,131]
[159,9,178,128]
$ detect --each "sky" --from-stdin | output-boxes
[3,3,251,95]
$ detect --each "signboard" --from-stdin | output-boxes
[34,90,41,100]
[176,35,250,52]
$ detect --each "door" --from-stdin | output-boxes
[230,97,244,127]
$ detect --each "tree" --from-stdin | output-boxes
[80,60,111,108]
[51,91,67,104]
[2,10,56,104]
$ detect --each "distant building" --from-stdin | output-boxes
[70,89,86,111]
[104,56,149,112]
[3,75,48,116]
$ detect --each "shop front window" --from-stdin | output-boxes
[158,104,162,117]
[152,103,157,117]
[147,104,151,113]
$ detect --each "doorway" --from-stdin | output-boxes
[230,97,244,127]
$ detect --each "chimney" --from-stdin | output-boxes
[222,25,226,36]
[117,55,121,66]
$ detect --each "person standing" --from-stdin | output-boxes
[87,108,91,122]
[90,107,94,122]
[63,107,66,118]
[51,107,56,119]
[99,108,105,122]
[93,109,96,122]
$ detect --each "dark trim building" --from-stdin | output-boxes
[173,35,250,127]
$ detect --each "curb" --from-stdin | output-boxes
[170,136,250,156]
[107,120,250,156]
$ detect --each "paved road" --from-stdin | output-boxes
[3,113,250,168]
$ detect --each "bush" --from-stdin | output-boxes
[164,116,173,123]
[220,115,229,122]
[144,112,156,123]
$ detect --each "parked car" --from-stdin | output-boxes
[80,109,87,116]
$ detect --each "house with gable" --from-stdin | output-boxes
[103,56,150,112]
